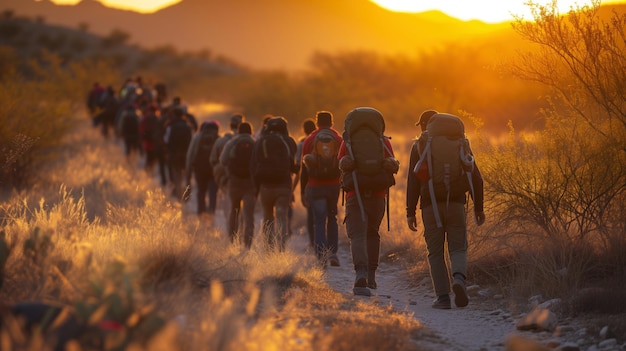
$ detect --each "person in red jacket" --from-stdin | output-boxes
[301,111,343,266]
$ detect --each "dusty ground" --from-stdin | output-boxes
[317,236,522,351]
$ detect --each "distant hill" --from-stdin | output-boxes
[0,0,513,70]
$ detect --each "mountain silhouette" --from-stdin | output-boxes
[0,0,516,69]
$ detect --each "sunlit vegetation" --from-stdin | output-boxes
[0,49,120,188]
[0,123,425,350]
[1,0,625,348]
[459,1,626,318]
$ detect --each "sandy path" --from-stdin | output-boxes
[318,237,525,351]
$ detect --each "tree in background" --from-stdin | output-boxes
[512,0,626,148]
[477,0,626,290]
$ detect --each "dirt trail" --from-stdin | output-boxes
[319,236,523,351]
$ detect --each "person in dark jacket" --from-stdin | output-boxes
[164,107,192,200]
[186,121,220,215]
[294,118,316,248]
[220,122,257,248]
[250,116,298,252]
[406,109,486,310]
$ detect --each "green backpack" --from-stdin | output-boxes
[342,107,395,221]
[413,113,476,228]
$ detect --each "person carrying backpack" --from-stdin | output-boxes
[251,116,298,252]
[210,114,244,217]
[294,118,316,248]
[118,104,143,163]
[406,110,485,309]
[302,111,343,266]
[220,122,257,248]
[186,121,220,215]
[338,107,399,296]
[164,106,192,200]
[140,103,161,174]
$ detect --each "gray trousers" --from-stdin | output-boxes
[421,202,468,297]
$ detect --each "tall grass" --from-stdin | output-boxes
[0,121,425,350]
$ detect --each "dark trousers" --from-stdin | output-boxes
[195,171,218,214]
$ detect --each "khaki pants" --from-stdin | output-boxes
[421,202,468,297]
[344,195,385,276]
[259,184,292,252]
[227,177,256,248]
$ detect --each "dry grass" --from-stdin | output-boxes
[0,122,426,350]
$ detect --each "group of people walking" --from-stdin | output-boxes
[88,79,486,308]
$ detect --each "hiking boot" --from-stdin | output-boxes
[452,276,469,308]
[353,286,372,296]
[367,270,377,289]
[329,255,340,267]
[432,295,451,309]
[354,276,367,288]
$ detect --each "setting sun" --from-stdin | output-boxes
[48,0,626,19]
[369,0,626,22]
[49,0,182,13]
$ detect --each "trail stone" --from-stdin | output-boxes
[516,307,558,331]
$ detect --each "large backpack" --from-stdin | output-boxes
[121,109,140,138]
[254,117,293,184]
[342,107,394,192]
[168,119,192,168]
[305,128,340,179]
[227,135,255,178]
[342,107,395,224]
[194,127,219,174]
[141,113,161,144]
[413,113,475,228]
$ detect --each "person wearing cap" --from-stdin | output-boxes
[301,111,343,266]
[406,109,486,310]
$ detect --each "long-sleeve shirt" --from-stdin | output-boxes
[405,138,484,218]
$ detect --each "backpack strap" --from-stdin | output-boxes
[386,188,390,231]
[424,136,443,228]
[460,139,478,225]
[382,136,392,231]
[345,140,366,222]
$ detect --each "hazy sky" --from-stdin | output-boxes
[48,0,626,22]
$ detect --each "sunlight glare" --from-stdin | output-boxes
[369,0,626,22]
[48,0,182,13]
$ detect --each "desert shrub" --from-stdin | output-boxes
[0,51,120,188]
[464,1,626,299]
[101,28,131,49]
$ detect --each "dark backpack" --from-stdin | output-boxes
[413,113,475,228]
[227,135,255,178]
[254,131,293,184]
[305,129,340,179]
[121,109,140,137]
[168,119,192,157]
[142,114,161,143]
[194,128,219,174]
[342,107,395,192]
